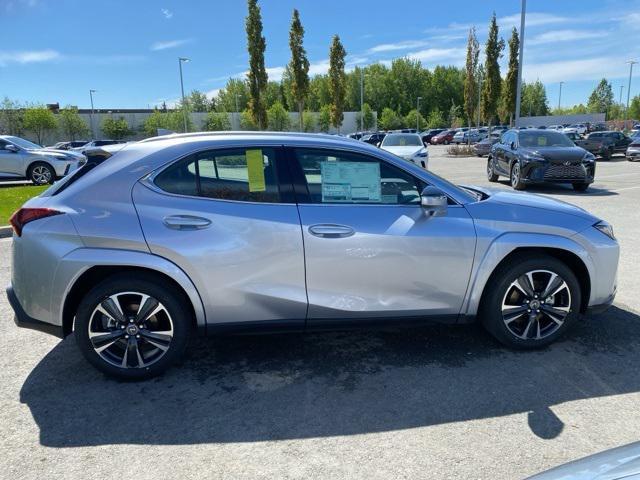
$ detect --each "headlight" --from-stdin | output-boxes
[594,221,616,240]
[582,152,596,162]
[416,150,428,157]
[521,154,545,163]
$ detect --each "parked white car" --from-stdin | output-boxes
[563,124,587,135]
[0,135,86,185]
[379,133,429,169]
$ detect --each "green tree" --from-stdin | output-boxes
[463,27,480,125]
[23,105,57,145]
[629,95,640,120]
[318,105,331,132]
[267,101,290,131]
[404,109,426,131]
[184,90,213,112]
[240,108,258,130]
[57,106,89,140]
[302,111,316,132]
[0,97,24,135]
[215,78,249,112]
[427,108,445,128]
[480,12,505,124]
[587,78,614,115]
[448,102,463,127]
[379,107,402,130]
[328,34,347,131]
[521,80,549,117]
[245,0,268,129]
[204,112,231,131]
[288,9,310,130]
[389,58,427,115]
[102,116,132,140]
[501,27,519,125]
[358,103,375,130]
[307,74,331,111]
[143,110,192,137]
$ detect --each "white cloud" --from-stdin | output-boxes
[367,40,429,54]
[150,38,193,51]
[528,29,606,46]
[498,12,569,30]
[161,8,173,19]
[522,57,625,83]
[0,49,60,66]
[405,47,465,65]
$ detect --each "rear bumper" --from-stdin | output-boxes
[6,285,63,338]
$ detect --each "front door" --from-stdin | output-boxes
[0,140,22,176]
[133,145,307,328]
[288,147,476,323]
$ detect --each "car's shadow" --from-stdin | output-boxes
[496,180,618,197]
[20,305,640,447]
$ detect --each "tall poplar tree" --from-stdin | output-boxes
[463,27,480,127]
[245,0,268,129]
[288,9,310,130]
[328,35,347,131]
[501,27,519,125]
[481,12,505,125]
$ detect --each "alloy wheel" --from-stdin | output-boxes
[501,269,572,340]
[32,165,51,184]
[88,292,174,368]
[511,163,520,186]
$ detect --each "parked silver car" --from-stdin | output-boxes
[0,135,86,185]
[7,132,619,379]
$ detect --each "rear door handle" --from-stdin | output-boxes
[163,215,211,230]
[308,224,355,238]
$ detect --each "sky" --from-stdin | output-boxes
[1,0,639,110]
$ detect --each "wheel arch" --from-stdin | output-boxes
[57,249,207,337]
[26,159,55,175]
[463,234,593,318]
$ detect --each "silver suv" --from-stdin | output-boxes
[0,135,86,185]
[7,132,619,379]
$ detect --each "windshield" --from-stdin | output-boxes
[7,136,41,149]
[519,131,575,148]
[382,134,422,147]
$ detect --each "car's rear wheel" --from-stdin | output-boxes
[572,182,589,192]
[75,273,191,380]
[487,157,499,182]
[480,254,581,348]
[28,162,55,185]
[510,162,526,190]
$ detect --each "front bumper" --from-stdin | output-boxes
[520,160,595,184]
[6,285,63,338]
[627,149,640,160]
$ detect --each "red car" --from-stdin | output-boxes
[431,129,456,145]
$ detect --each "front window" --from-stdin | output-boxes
[381,134,423,147]
[6,136,41,149]
[292,148,422,205]
[154,147,281,203]
[518,131,574,148]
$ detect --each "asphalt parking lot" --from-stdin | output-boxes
[1,145,640,480]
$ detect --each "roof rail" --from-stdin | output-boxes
[138,130,358,144]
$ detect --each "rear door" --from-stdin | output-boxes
[133,145,307,328]
[288,146,476,324]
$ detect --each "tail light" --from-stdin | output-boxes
[9,208,63,236]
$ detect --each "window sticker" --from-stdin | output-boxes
[320,161,381,203]
[537,136,547,146]
[246,149,266,192]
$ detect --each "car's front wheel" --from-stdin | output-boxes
[75,273,191,380]
[573,182,589,192]
[510,162,526,190]
[480,254,581,348]
[28,162,55,185]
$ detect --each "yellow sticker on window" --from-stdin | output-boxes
[537,136,547,146]
[246,149,266,192]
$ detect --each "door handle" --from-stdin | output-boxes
[308,224,355,238]
[163,215,211,230]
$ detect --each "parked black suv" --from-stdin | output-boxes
[487,129,596,192]
[574,131,632,160]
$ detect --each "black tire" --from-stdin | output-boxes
[480,254,582,349]
[487,157,499,182]
[75,273,191,380]
[27,162,55,185]
[572,182,589,192]
[510,162,526,190]
[602,147,613,161]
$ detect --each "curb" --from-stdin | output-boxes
[0,226,13,239]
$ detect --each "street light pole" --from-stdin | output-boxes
[514,0,526,127]
[619,85,625,105]
[178,57,190,133]
[558,81,563,110]
[89,89,97,140]
[360,68,364,133]
[416,96,422,131]
[625,60,637,129]
[476,74,482,129]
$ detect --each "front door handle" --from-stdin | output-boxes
[163,215,211,230]
[308,224,355,238]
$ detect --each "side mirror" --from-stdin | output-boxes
[376,142,381,148]
[5,144,19,153]
[510,141,517,150]
[420,186,448,217]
